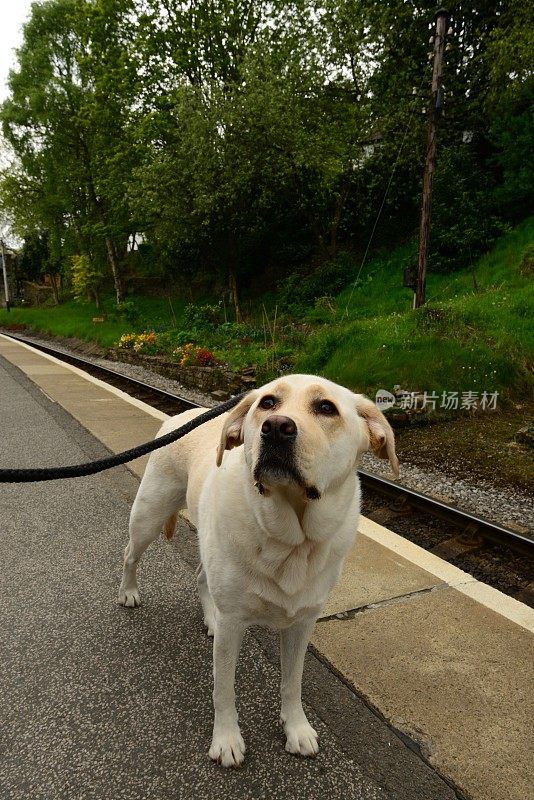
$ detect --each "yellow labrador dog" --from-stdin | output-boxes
[119,374,398,767]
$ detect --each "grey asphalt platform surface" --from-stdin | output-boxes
[0,355,458,800]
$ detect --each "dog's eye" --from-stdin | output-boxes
[259,395,277,410]
[317,400,338,416]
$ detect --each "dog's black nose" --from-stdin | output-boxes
[261,415,297,441]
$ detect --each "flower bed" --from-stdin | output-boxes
[110,348,256,397]
[114,328,259,396]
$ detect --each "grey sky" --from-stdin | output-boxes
[0,0,34,102]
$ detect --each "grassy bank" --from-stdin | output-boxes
[296,218,533,400]
[0,295,187,349]
[1,218,533,401]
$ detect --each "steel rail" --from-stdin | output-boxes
[358,469,533,557]
[3,331,533,556]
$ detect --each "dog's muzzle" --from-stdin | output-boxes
[254,415,320,499]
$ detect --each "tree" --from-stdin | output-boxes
[1,0,531,308]
[320,1,533,271]
[70,253,105,307]
[485,0,534,218]
[131,1,368,316]
[0,0,140,304]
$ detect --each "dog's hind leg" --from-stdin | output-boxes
[118,453,185,608]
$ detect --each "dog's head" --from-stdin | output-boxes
[216,374,398,497]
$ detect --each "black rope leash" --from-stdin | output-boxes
[0,393,244,483]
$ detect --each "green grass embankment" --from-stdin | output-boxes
[0,295,187,349]
[296,218,533,399]
[1,218,532,401]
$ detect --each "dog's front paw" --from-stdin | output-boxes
[283,720,319,757]
[118,586,140,608]
[209,726,246,768]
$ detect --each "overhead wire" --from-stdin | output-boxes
[342,77,427,319]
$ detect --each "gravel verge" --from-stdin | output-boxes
[360,452,532,535]
[93,353,218,408]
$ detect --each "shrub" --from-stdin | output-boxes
[133,331,157,353]
[278,252,355,315]
[115,300,140,325]
[156,329,192,351]
[117,333,137,350]
[117,330,157,354]
[195,347,217,366]
[429,144,505,273]
[172,343,220,367]
[117,332,136,349]
[173,342,195,365]
[184,302,222,330]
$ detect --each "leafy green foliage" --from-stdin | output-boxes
[296,219,534,398]
[18,232,52,282]
[0,0,532,308]
[278,253,356,315]
[184,302,223,330]
[0,0,141,303]
[2,220,532,401]
[70,254,105,306]
[428,146,506,273]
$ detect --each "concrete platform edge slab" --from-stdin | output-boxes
[359,517,534,632]
[0,333,168,422]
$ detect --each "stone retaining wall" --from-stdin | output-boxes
[22,282,56,306]
[109,349,256,397]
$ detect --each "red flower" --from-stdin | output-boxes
[195,348,216,366]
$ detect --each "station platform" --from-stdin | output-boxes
[1,333,532,800]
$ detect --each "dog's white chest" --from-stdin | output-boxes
[236,537,341,625]
[255,536,328,593]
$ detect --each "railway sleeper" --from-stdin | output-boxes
[429,523,485,559]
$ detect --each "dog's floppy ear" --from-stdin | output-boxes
[354,394,400,477]
[216,391,258,466]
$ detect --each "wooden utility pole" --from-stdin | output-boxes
[0,239,10,312]
[415,8,450,308]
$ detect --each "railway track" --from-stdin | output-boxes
[2,331,533,603]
